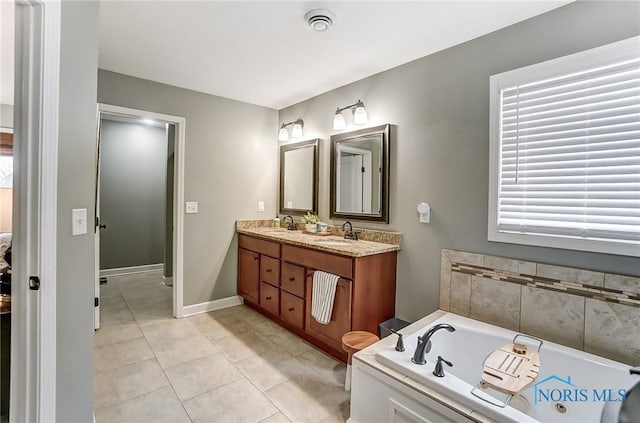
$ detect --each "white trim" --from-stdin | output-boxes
[0,127,13,134]
[99,263,164,277]
[38,0,60,419]
[181,296,244,317]
[11,1,59,421]
[97,103,186,319]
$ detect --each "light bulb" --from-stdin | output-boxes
[353,104,368,125]
[291,122,303,138]
[278,126,289,141]
[333,112,346,130]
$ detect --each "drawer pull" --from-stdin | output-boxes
[254,256,259,261]
[266,296,272,300]
[288,307,295,312]
[266,269,272,273]
[289,277,295,281]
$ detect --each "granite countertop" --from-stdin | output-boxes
[236,226,401,258]
[353,310,495,423]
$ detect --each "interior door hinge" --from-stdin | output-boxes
[94,297,99,307]
[29,276,40,291]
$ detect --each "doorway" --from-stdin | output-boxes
[95,104,186,327]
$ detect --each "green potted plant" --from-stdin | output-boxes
[301,212,319,232]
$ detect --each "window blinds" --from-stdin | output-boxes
[496,56,640,246]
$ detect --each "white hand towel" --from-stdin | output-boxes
[311,270,339,325]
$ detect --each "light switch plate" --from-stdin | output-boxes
[185,201,199,214]
[258,201,265,212]
[72,208,87,235]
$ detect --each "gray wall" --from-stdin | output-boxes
[56,1,98,421]
[99,119,167,270]
[279,1,640,322]
[97,70,278,305]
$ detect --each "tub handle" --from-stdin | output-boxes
[470,382,512,408]
[512,334,543,353]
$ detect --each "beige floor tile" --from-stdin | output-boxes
[100,281,122,299]
[128,296,174,325]
[94,358,169,410]
[265,373,349,423]
[319,401,350,423]
[234,346,307,391]
[148,332,218,369]
[165,353,244,401]
[94,321,143,347]
[214,329,275,363]
[94,337,154,373]
[266,329,316,357]
[140,318,200,343]
[297,348,346,385]
[183,378,278,423]
[259,413,292,423]
[95,386,190,423]
[193,315,252,342]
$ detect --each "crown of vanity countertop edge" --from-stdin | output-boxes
[236,226,401,258]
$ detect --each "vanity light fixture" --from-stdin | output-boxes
[278,118,304,141]
[333,100,368,130]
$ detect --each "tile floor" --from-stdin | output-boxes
[94,271,350,423]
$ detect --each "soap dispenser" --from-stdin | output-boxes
[273,216,280,228]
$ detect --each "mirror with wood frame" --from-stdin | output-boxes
[279,139,319,215]
[330,124,390,223]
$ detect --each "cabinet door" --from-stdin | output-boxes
[238,248,259,304]
[306,275,352,349]
[260,282,280,316]
[260,256,280,287]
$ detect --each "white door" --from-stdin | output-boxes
[94,113,103,329]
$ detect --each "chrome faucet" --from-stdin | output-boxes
[342,221,358,240]
[411,323,456,365]
[283,215,296,231]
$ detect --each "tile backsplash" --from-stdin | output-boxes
[440,249,640,365]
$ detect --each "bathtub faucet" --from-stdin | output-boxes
[411,323,456,365]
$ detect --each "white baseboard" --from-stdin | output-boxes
[100,263,164,277]
[182,296,244,317]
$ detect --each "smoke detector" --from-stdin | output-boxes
[304,9,335,32]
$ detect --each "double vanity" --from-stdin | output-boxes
[236,223,400,361]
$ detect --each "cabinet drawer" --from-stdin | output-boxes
[260,256,280,287]
[260,282,279,316]
[280,292,304,329]
[282,245,352,279]
[239,234,280,258]
[280,262,305,297]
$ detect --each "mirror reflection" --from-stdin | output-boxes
[279,139,319,215]
[331,124,390,223]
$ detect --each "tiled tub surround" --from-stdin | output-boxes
[236,220,401,257]
[440,249,640,365]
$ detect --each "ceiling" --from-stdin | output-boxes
[1,1,572,109]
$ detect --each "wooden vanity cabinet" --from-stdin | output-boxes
[237,233,397,362]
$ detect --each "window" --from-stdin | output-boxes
[489,37,640,257]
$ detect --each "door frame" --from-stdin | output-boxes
[96,103,186,319]
[11,0,60,421]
